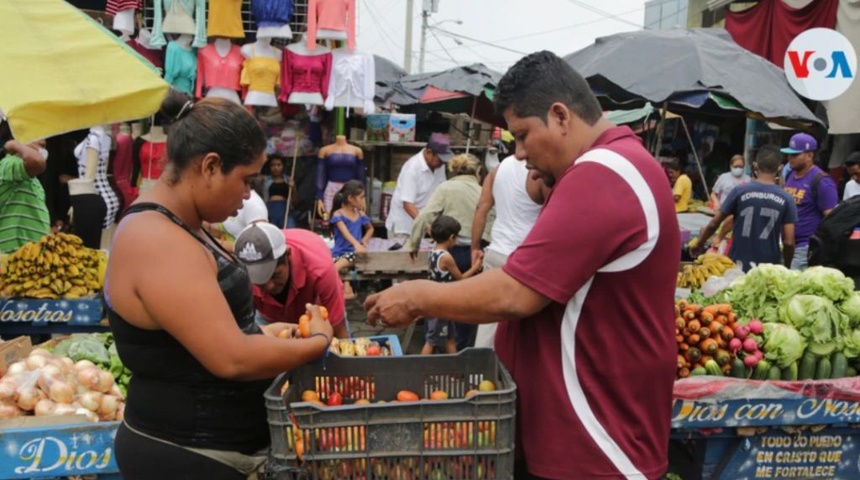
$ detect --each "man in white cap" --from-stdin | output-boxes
[385,132,453,243]
[234,222,349,338]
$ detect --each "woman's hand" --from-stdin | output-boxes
[306,304,333,342]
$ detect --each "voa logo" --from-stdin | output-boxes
[784,28,856,101]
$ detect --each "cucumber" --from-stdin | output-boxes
[767,365,782,381]
[799,352,817,380]
[831,353,848,379]
[815,357,832,380]
[731,358,747,379]
[752,360,771,380]
[847,367,858,378]
[705,359,723,376]
[781,362,799,381]
[690,366,707,376]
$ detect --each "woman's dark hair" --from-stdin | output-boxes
[159,89,266,183]
[431,215,461,243]
[331,179,365,214]
[494,50,602,126]
[265,154,286,175]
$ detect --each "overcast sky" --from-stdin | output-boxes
[355,0,652,74]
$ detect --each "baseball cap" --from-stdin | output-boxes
[234,222,287,284]
[427,132,454,163]
[780,133,818,154]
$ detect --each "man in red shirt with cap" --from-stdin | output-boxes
[365,51,679,479]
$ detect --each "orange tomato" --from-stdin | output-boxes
[298,315,310,338]
[319,306,329,320]
[429,390,449,401]
[396,390,420,402]
[301,390,320,402]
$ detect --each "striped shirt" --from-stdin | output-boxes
[0,155,50,254]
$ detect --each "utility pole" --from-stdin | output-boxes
[418,7,429,73]
[404,0,414,73]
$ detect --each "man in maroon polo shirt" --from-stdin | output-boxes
[235,223,349,339]
[365,51,679,479]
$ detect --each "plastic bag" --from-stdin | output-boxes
[701,265,745,298]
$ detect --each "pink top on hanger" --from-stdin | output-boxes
[195,43,245,98]
[278,49,332,102]
[307,0,356,52]
[106,0,140,15]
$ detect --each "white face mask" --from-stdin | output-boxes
[37,147,49,161]
[731,167,744,177]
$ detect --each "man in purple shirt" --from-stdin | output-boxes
[781,133,838,270]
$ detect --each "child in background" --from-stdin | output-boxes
[261,155,295,228]
[331,180,373,300]
[422,215,483,354]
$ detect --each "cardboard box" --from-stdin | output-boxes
[0,336,31,373]
[365,114,417,143]
[444,112,493,147]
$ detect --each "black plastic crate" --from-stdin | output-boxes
[264,348,516,479]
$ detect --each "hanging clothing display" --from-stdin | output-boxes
[132,138,167,185]
[107,0,140,35]
[113,131,137,210]
[240,52,282,104]
[74,128,120,229]
[152,0,207,48]
[127,29,165,71]
[196,43,244,98]
[307,0,356,51]
[826,0,860,134]
[278,48,331,105]
[725,0,838,65]
[164,40,197,96]
[207,0,245,39]
[106,0,139,14]
[325,48,375,113]
[252,0,294,37]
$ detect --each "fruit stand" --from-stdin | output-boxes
[670,257,860,480]
[0,233,108,336]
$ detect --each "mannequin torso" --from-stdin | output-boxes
[316,135,365,215]
[240,38,281,107]
[202,38,242,103]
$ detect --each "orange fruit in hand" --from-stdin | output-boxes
[298,315,310,338]
[319,306,329,320]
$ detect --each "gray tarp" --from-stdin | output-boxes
[563,28,823,129]
[376,63,503,109]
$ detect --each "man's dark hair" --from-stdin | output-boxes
[430,215,461,243]
[665,161,681,172]
[755,145,782,174]
[494,51,602,126]
[845,151,860,167]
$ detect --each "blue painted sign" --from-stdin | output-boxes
[0,297,103,327]
[711,427,860,480]
[672,397,860,429]
[0,421,120,479]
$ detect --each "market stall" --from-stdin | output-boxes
[670,256,860,479]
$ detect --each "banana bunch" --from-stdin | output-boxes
[0,233,106,299]
[677,253,735,289]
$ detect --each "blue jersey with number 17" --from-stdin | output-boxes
[720,182,798,272]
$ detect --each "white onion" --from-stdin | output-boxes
[0,401,23,419]
[76,368,100,390]
[37,365,63,392]
[79,392,103,412]
[48,380,75,405]
[25,354,47,370]
[76,384,89,395]
[16,387,43,411]
[110,384,124,399]
[96,371,115,394]
[0,381,18,401]
[74,360,96,371]
[34,399,57,416]
[75,407,99,422]
[98,394,119,417]
[115,402,125,421]
[53,403,77,416]
[7,361,27,375]
[29,348,53,357]
[59,357,75,370]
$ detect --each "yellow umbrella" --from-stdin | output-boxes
[0,0,169,143]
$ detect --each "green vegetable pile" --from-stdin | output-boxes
[51,333,131,396]
[725,266,860,380]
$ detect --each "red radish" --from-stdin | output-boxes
[743,355,759,368]
[734,325,750,341]
[753,350,764,361]
[747,319,764,335]
[743,338,758,353]
[728,338,743,352]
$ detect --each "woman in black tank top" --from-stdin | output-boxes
[105,90,333,480]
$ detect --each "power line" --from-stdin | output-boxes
[359,0,403,62]
[565,0,642,28]
[432,27,527,55]
[429,27,458,65]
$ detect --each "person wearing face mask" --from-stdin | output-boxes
[0,118,51,254]
[710,154,750,209]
